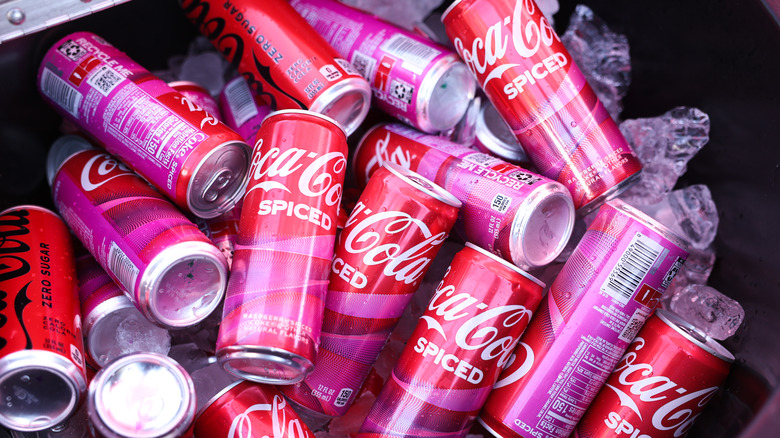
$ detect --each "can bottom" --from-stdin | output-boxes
[577,169,643,217]
[309,77,371,136]
[217,346,314,385]
[511,184,576,269]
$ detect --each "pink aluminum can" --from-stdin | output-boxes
[442,0,642,214]
[38,31,251,219]
[358,243,544,437]
[47,135,228,329]
[289,0,476,133]
[353,123,575,270]
[168,80,223,119]
[219,76,274,144]
[280,162,461,417]
[181,0,372,135]
[216,110,347,385]
[479,199,690,438]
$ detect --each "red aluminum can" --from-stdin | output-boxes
[217,110,347,385]
[195,380,315,437]
[441,0,642,214]
[38,31,251,219]
[573,308,734,438]
[181,0,372,135]
[358,243,544,437]
[280,162,461,417]
[168,80,223,120]
[0,206,88,432]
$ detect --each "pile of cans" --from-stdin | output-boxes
[0,0,734,437]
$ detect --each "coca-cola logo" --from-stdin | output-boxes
[603,337,721,437]
[228,394,309,438]
[80,153,135,191]
[420,267,533,367]
[246,140,346,207]
[362,131,411,184]
[0,209,34,352]
[492,342,535,389]
[339,201,447,286]
[452,0,558,85]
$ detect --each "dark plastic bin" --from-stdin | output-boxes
[0,1,778,436]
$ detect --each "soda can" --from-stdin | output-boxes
[180,0,372,135]
[478,199,690,438]
[196,380,314,437]
[473,99,530,166]
[0,206,87,432]
[216,110,347,385]
[193,200,243,270]
[168,80,223,119]
[76,253,170,369]
[38,31,250,219]
[218,76,274,145]
[354,123,575,270]
[442,0,643,214]
[87,353,196,438]
[573,308,734,438]
[359,242,544,437]
[288,0,476,134]
[47,135,228,329]
[280,162,461,417]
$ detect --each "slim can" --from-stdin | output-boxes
[479,199,690,438]
[280,162,461,417]
[88,353,196,438]
[47,135,228,329]
[218,76,274,145]
[0,206,87,432]
[289,0,476,133]
[195,380,314,437]
[358,243,544,437]
[168,80,223,119]
[181,0,372,135]
[216,110,347,385]
[38,31,250,219]
[442,0,642,214]
[573,308,734,438]
[353,123,575,270]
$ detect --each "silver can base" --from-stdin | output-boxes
[577,169,643,217]
[217,346,314,385]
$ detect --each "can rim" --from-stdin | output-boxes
[185,139,251,219]
[441,0,466,22]
[382,161,461,209]
[217,346,313,385]
[308,75,372,136]
[195,379,244,421]
[0,204,60,218]
[655,308,735,363]
[465,242,546,288]
[474,103,529,163]
[167,80,211,93]
[416,54,476,133]
[607,198,691,251]
[264,109,347,137]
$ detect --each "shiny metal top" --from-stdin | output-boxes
[382,161,461,209]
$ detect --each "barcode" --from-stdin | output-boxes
[601,233,663,304]
[224,77,258,127]
[350,51,376,81]
[380,34,441,75]
[619,309,649,342]
[87,65,125,96]
[40,69,82,117]
[335,58,359,76]
[465,153,501,167]
[109,241,139,293]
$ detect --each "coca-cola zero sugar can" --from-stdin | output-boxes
[442,0,643,214]
[280,162,461,417]
[354,123,575,270]
[47,135,228,329]
[479,199,690,438]
[181,0,372,135]
[0,206,87,432]
[38,31,250,219]
[219,76,274,145]
[573,308,734,438]
[358,242,544,437]
[196,380,314,437]
[289,0,477,134]
[217,110,347,385]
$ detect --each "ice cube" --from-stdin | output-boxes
[98,312,171,366]
[536,0,560,27]
[660,244,716,308]
[619,107,711,205]
[669,284,744,341]
[179,51,226,97]
[561,4,630,120]
[191,362,239,412]
[637,184,719,250]
[342,0,444,30]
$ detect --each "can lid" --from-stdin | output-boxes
[418,56,476,133]
[0,350,86,432]
[264,109,347,137]
[607,198,691,251]
[474,102,530,163]
[308,76,372,136]
[655,309,735,363]
[441,0,467,22]
[89,353,196,438]
[465,242,546,288]
[46,135,94,186]
[382,161,461,209]
[187,139,251,219]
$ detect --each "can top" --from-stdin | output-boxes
[465,242,545,288]
[89,353,196,438]
[308,76,371,136]
[417,55,476,133]
[46,135,94,186]
[264,109,347,138]
[607,198,690,251]
[655,309,735,363]
[475,102,530,163]
[441,0,467,22]
[382,161,461,209]
[186,139,250,219]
